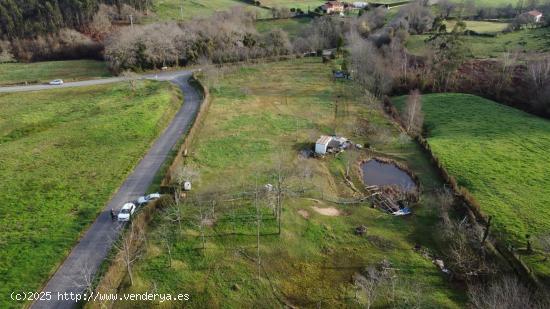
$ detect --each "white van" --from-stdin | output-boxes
[117,203,136,222]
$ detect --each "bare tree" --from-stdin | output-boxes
[353,263,395,309]
[438,0,457,18]
[402,89,424,136]
[493,51,518,97]
[528,56,550,93]
[112,222,145,286]
[157,223,175,267]
[120,70,140,91]
[194,200,208,254]
[89,4,113,39]
[468,276,538,309]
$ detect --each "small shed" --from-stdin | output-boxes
[315,135,333,155]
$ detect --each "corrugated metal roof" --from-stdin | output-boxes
[316,135,332,145]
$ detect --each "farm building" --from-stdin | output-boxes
[526,10,543,23]
[321,1,345,14]
[315,135,332,154]
[315,135,351,155]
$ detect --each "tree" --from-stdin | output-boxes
[427,18,469,90]
[121,70,140,91]
[468,276,539,309]
[112,222,145,286]
[402,89,424,136]
[438,0,457,18]
[353,263,395,309]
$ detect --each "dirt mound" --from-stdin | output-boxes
[297,209,310,219]
[312,206,341,216]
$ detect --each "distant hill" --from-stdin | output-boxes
[0,0,146,39]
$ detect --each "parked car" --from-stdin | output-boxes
[117,202,136,222]
[136,193,161,206]
[49,79,64,85]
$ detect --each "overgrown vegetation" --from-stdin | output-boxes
[0,81,181,309]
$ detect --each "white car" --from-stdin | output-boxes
[49,79,64,85]
[117,203,136,222]
[136,193,161,206]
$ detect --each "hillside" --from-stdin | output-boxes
[393,93,550,279]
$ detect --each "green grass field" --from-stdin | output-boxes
[111,59,465,308]
[445,20,509,33]
[0,81,181,308]
[255,16,312,37]
[406,27,550,58]
[147,0,269,21]
[393,93,550,279]
[0,60,111,86]
[259,0,324,10]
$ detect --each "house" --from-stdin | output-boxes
[322,1,345,14]
[526,10,543,23]
[315,135,332,155]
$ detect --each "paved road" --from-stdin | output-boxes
[0,70,198,93]
[29,71,203,309]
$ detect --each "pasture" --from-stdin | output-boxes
[259,0,325,10]
[406,27,550,58]
[147,0,269,21]
[0,60,110,86]
[445,20,509,33]
[393,93,550,279]
[111,59,465,308]
[0,81,181,308]
[255,16,312,37]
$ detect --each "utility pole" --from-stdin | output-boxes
[180,0,184,21]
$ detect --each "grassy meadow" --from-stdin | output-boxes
[0,60,111,86]
[259,0,325,10]
[110,59,466,308]
[255,16,312,37]
[0,81,181,308]
[445,20,510,34]
[407,27,550,58]
[147,0,269,21]
[393,93,550,279]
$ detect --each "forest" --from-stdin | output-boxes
[0,0,148,39]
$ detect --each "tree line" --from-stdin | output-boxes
[104,8,293,73]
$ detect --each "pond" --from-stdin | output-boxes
[361,160,417,192]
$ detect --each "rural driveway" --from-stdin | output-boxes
[28,71,202,309]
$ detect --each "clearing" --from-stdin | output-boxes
[393,93,550,280]
[0,60,111,86]
[0,81,181,309]
[109,59,465,308]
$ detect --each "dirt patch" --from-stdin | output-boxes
[297,209,310,219]
[312,206,341,216]
[202,218,216,227]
